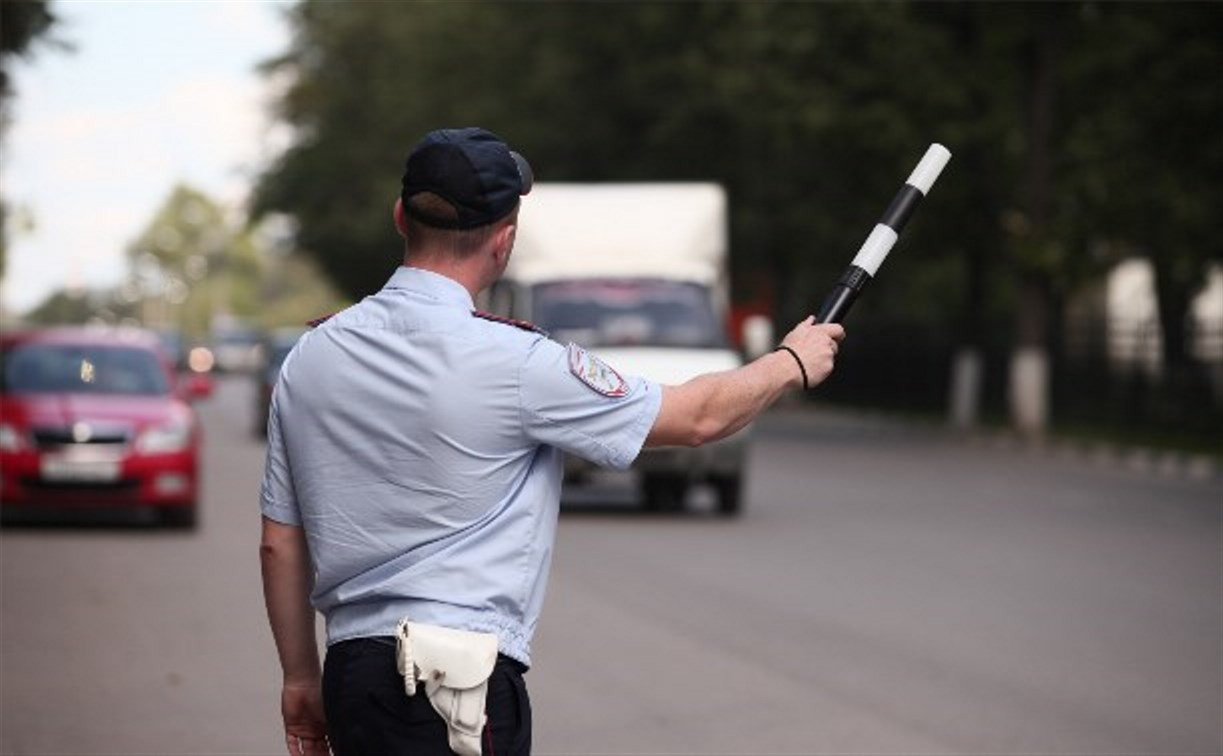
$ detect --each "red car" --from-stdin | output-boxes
[0,327,211,527]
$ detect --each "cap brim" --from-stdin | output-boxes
[511,151,533,195]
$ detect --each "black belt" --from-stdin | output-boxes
[333,635,528,674]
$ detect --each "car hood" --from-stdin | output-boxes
[1,392,190,435]
[589,346,742,385]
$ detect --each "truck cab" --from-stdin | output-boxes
[487,183,757,515]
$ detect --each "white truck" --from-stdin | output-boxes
[486,183,764,515]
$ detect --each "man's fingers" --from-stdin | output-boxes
[306,739,331,756]
[287,733,329,756]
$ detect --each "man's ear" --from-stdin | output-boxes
[393,198,409,238]
[492,221,517,265]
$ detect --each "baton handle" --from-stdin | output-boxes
[815,266,869,325]
[814,144,950,324]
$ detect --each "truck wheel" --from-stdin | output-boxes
[712,475,742,517]
[642,474,688,512]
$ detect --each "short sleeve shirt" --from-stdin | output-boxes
[260,266,662,665]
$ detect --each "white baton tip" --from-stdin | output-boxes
[906,143,952,195]
[850,224,899,277]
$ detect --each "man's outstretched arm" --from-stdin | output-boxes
[260,516,330,756]
[646,318,844,448]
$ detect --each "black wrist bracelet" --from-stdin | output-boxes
[773,345,809,391]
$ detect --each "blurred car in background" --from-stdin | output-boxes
[153,327,187,371]
[153,327,216,377]
[211,322,262,373]
[0,327,211,527]
[253,327,306,436]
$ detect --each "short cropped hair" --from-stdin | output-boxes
[405,193,516,259]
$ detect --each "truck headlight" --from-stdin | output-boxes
[136,422,192,454]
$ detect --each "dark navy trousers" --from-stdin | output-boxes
[323,637,531,756]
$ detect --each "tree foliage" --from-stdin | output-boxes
[23,288,138,327]
[255,1,1222,379]
[123,185,345,339]
[0,0,57,98]
[256,2,957,311]
[124,185,253,339]
[18,182,346,335]
[1058,3,1223,367]
[1,0,60,280]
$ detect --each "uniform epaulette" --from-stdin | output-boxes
[471,310,548,336]
[306,312,337,328]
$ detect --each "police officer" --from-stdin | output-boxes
[259,127,844,756]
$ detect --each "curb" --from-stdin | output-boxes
[761,405,1222,483]
[960,430,1220,482]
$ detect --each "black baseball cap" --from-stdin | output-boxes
[401,127,533,230]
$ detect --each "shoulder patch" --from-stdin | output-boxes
[567,343,630,398]
[472,310,548,336]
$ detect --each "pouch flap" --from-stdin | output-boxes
[405,621,498,690]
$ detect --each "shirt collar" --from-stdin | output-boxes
[383,266,475,309]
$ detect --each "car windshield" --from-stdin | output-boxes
[532,280,724,348]
[1,343,170,396]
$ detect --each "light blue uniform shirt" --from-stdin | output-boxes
[260,267,662,665]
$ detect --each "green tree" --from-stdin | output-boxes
[0,0,56,97]
[1060,3,1223,373]
[23,288,137,327]
[255,2,950,310]
[126,184,346,338]
[125,185,253,339]
[903,2,1223,433]
[255,1,1222,436]
[1,0,60,279]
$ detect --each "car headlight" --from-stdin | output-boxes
[136,421,192,453]
[0,422,25,452]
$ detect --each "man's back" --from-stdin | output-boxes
[264,267,559,658]
[262,265,662,665]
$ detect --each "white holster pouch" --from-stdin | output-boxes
[395,618,499,756]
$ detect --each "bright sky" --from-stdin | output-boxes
[1,0,293,315]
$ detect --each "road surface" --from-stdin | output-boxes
[2,376,1219,753]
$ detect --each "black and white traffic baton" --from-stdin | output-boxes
[814,143,951,324]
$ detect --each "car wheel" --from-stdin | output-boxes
[161,506,197,530]
[711,475,742,517]
[642,473,687,512]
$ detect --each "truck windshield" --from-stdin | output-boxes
[532,280,724,348]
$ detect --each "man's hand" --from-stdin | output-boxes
[262,517,328,755]
[646,317,846,448]
[282,680,330,756]
[778,317,846,390]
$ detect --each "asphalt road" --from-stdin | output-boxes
[2,376,1219,754]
